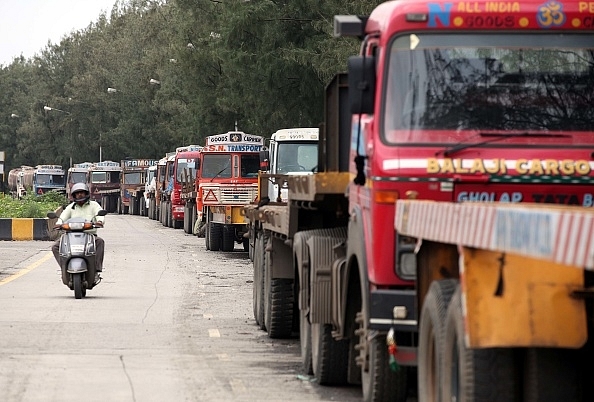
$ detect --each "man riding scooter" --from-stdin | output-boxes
[51,183,105,285]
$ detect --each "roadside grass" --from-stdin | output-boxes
[0,192,68,218]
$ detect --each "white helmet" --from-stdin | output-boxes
[71,182,90,203]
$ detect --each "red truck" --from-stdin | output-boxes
[245,1,594,400]
[160,145,202,229]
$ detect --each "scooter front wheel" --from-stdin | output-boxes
[73,273,84,299]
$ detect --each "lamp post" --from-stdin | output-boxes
[44,105,73,168]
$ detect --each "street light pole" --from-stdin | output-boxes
[44,105,73,168]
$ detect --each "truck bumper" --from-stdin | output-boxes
[369,289,417,333]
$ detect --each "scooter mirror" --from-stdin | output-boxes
[47,212,58,219]
[97,210,108,217]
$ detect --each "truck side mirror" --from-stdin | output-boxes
[195,158,201,170]
[259,150,270,171]
[347,55,376,115]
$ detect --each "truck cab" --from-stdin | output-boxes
[162,145,202,229]
[262,128,319,202]
[66,162,93,200]
[198,131,263,251]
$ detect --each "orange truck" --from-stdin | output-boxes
[198,131,262,251]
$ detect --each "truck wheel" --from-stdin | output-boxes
[418,279,457,402]
[358,312,408,402]
[263,240,294,338]
[441,287,519,402]
[311,323,349,385]
[523,348,581,402]
[209,222,222,251]
[253,232,265,328]
[183,204,190,233]
[222,225,235,252]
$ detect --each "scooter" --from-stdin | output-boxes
[47,210,107,299]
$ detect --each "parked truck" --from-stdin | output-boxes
[7,165,34,199]
[66,162,93,199]
[119,158,158,215]
[8,165,66,198]
[199,131,262,252]
[148,155,171,221]
[245,1,594,401]
[88,160,122,213]
[159,145,201,229]
[143,164,157,217]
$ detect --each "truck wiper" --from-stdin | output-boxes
[210,163,230,182]
[439,132,570,157]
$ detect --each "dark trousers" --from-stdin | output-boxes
[52,235,104,272]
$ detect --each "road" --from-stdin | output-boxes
[0,214,362,402]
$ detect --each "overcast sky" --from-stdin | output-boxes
[0,0,118,66]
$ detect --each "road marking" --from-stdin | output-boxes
[208,328,220,338]
[229,379,246,394]
[0,251,52,286]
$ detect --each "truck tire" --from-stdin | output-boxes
[183,204,190,233]
[523,348,581,402]
[263,238,294,338]
[209,222,222,251]
[441,287,519,402]
[311,322,349,385]
[418,279,457,402]
[356,308,408,402]
[222,225,235,252]
[252,232,265,329]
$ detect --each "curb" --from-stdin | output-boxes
[0,217,60,241]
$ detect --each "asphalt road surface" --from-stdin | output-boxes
[0,214,363,402]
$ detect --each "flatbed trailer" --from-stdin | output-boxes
[395,200,594,401]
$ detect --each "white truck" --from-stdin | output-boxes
[262,128,319,202]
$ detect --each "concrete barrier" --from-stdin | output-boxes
[0,218,53,240]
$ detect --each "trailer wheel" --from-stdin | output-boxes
[253,232,265,329]
[418,279,457,402]
[263,237,294,338]
[523,348,581,402]
[311,323,349,385]
[442,287,519,402]
[358,312,408,402]
[222,225,235,251]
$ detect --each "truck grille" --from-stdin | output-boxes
[202,185,257,204]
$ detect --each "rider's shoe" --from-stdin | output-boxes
[93,273,102,285]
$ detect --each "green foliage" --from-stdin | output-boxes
[0,192,68,218]
[0,0,383,174]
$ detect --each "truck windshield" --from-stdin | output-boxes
[383,33,594,145]
[37,174,65,186]
[276,142,318,173]
[124,172,142,185]
[176,159,197,182]
[202,154,232,178]
[69,172,86,183]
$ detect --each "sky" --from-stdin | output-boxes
[0,0,119,66]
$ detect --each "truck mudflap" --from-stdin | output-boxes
[369,289,417,332]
